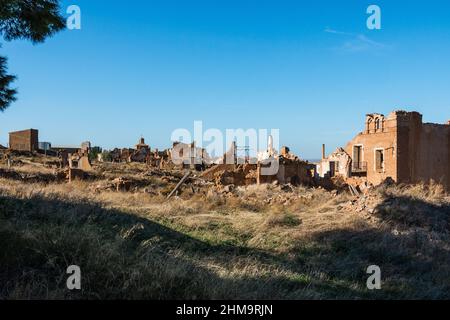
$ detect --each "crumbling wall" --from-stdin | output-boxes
[130,148,149,163]
[344,110,449,191]
[78,156,93,171]
[257,158,312,186]
[169,142,209,170]
[278,158,312,185]
[317,148,352,178]
[200,164,236,180]
[201,163,257,186]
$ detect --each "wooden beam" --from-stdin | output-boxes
[167,171,191,199]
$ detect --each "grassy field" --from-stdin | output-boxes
[1,160,449,299]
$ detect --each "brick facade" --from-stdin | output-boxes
[345,111,449,190]
[9,129,39,152]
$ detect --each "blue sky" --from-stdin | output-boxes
[1,0,449,159]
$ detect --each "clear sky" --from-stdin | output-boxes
[1,0,449,159]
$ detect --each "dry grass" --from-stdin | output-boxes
[0,160,449,299]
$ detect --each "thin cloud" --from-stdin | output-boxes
[324,28,353,36]
[324,27,389,53]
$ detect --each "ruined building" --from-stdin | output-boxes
[169,141,210,170]
[135,137,150,152]
[257,144,313,185]
[201,137,313,187]
[320,111,449,190]
[80,141,91,154]
[107,137,152,163]
[317,146,352,179]
[130,137,151,162]
[9,129,39,152]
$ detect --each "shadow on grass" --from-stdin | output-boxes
[294,194,450,299]
[1,192,449,299]
[374,193,450,231]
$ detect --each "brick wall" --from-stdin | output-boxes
[345,111,449,190]
[345,113,398,186]
[9,129,39,152]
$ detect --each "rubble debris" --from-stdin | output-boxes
[201,163,257,186]
[146,148,163,167]
[199,138,313,188]
[348,184,361,197]
[58,150,69,168]
[222,184,235,193]
[200,164,235,180]
[89,174,160,193]
[167,171,191,199]
[112,177,133,192]
[67,168,86,183]
[145,168,168,177]
[104,137,169,166]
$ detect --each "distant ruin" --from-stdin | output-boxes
[2,110,449,190]
[9,129,39,152]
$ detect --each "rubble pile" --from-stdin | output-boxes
[201,182,319,207]
[90,174,163,193]
[212,164,257,186]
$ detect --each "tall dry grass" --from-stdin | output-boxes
[1,161,449,299]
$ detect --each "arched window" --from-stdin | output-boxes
[375,118,381,131]
[366,118,373,133]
